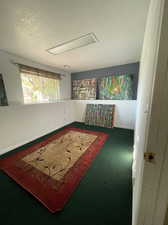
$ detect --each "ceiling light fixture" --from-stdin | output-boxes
[47,33,98,55]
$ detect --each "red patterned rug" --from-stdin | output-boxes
[0,127,108,213]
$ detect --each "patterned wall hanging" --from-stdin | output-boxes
[72,78,97,100]
[98,74,133,100]
[0,74,8,106]
[85,104,115,128]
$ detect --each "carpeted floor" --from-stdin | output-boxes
[0,122,133,225]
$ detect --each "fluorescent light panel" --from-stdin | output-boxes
[47,33,98,55]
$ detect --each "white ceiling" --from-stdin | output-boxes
[0,0,150,72]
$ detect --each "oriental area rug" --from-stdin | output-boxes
[0,127,108,213]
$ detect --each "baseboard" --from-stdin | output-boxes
[75,121,134,130]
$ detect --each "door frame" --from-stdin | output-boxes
[133,0,168,224]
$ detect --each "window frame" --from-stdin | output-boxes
[19,66,61,104]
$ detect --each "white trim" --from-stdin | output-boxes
[133,0,168,224]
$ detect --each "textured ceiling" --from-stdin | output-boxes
[0,0,150,72]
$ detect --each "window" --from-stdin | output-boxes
[19,65,61,104]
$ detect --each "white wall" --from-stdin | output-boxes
[73,100,137,130]
[0,101,75,155]
[0,50,74,155]
[0,98,136,156]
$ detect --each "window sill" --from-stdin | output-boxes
[0,100,72,107]
[23,100,70,105]
[71,99,137,101]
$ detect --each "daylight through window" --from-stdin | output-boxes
[20,66,60,104]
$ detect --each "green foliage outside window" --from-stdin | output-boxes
[21,73,60,104]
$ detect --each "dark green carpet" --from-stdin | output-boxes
[0,122,133,225]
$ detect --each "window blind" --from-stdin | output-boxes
[18,64,61,80]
